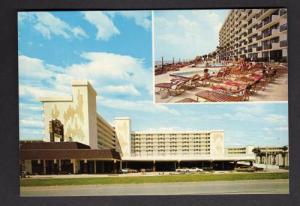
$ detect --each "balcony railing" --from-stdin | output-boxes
[280,9,287,16]
[263,31,272,38]
[263,17,272,26]
[257,35,263,40]
[248,10,253,16]
[280,23,288,32]
[280,40,288,47]
[256,23,263,29]
[263,44,272,50]
[256,11,263,19]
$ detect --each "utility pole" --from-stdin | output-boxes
[265,150,268,171]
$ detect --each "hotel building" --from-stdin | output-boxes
[219,8,287,62]
[20,81,288,174]
[39,80,116,150]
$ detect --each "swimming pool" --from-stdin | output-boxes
[197,63,225,68]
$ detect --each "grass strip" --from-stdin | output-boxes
[20,172,289,187]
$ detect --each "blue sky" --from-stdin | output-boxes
[18,10,288,147]
[154,10,229,61]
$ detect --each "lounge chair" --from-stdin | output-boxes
[176,98,198,103]
[195,88,249,102]
[169,81,186,96]
[171,74,200,89]
[155,82,185,97]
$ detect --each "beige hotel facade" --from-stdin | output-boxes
[20,81,288,174]
[39,81,255,162]
[219,8,288,62]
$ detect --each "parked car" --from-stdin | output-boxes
[188,167,204,172]
[176,168,189,173]
[120,168,138,173]
[120,168,129,173]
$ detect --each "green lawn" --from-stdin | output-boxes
[20,172,289,187]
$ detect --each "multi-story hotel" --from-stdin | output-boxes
[20,81,288,174]
[219,8,287,62]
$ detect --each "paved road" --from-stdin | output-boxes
[20,179,289,196]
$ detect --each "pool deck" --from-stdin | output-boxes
[154,65,288,103]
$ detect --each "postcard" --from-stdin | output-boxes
[18,9,289,196]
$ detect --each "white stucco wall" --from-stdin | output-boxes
[210,131,225,157]
[114,117,131,158]
[40,80,98,148]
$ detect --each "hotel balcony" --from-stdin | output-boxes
[280,23,288,32]
[241,19,247,26]
[272,42,280,50]
[272,28,280,37]
[247,28,253,35]
[280,40,288,48]
[263,44,272,50]
[250,47,257,53]
[256,35,263,40]
[256,11,263,19]
[257,46,263,51]
[279,8,287,16]
[263,31,272,38]
[280,33,287,41]
[256,22,263,30]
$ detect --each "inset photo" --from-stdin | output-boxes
[154,9,288,103]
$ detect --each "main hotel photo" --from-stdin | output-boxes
[19,9,289,196]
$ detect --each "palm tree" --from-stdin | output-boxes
[281,145,288,167]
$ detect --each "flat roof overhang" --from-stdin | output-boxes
[121,155,255,162]
[20,149,121,161]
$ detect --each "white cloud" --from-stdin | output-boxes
[71,26,88,38]
[264,114,288,124]
[19,52,152,101]
[20,117,43,128]
[100,98,179,116]
[19,84,68,101]
[108,11,151,30]
[19,12,88,39]
[102,84,141,96]
[66,52,152,94]
[18,55,54,80]
[19,103,42,112]
[82,11,120,41]
[154,10,228,60]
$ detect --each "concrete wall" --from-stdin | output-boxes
[210,131,225,157]
[114,117,131,158]
[40,80,98,149]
